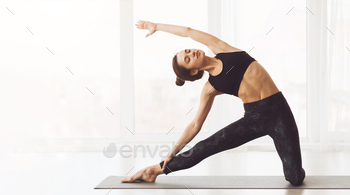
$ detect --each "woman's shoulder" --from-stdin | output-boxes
[209,42,244,55]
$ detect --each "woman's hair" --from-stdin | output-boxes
[172,53,204,86]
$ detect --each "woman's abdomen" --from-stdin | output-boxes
[238,61,280,103]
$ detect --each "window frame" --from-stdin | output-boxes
[120,0,219,145]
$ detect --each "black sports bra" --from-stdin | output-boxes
[208,51,256,97]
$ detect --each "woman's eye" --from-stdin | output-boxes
[185,50,190,63]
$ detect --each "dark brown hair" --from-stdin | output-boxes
[172,53,204,86]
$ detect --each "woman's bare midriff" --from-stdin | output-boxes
[237,61,280,104]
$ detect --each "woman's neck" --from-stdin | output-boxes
[201,56,220,75]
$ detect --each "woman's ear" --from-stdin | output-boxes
[190,69,198,76]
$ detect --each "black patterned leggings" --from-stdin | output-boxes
[160,92,305,186]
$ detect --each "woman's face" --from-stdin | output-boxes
[177,48,205,75]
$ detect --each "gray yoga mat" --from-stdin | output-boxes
[94,176,350,189]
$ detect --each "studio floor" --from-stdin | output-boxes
[1,149,350,195]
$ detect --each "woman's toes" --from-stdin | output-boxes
[120,166,158,183]
[120,177,133,183]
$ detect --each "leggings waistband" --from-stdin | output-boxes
[243,91,285,112]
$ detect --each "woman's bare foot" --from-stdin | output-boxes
[120,164,164,183]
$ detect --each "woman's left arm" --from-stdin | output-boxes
[136,20,231,53]
[186,27,227,52]
[155,23,231,53]
[155,22,223,48]
[155,22,227,49]
[136,20,189,38]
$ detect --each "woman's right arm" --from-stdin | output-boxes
[160,81,219,171]
[169,81,218,156]
[160,122,199,172]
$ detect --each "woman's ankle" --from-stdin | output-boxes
[149,164,164,175]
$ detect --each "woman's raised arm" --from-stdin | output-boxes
[135,20,189,37]
[136,20,230,53]
[155,23,190,37]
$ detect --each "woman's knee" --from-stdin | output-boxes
[287,168,305,186]
[288,177,303,186]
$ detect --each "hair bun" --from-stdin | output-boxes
[175,77,185,86]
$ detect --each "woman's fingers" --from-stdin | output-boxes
[135,20,141,25]
[135,22,146,29]
[135,20,156,38]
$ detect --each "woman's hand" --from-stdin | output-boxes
[160,154,174,172]
[135,20,157,38]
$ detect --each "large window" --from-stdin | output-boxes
[217,0,306,138]
[133,0,209,134]
[306,0,350,143]
[0,1,120,139]
[325,0,350,133]
[241,0,307,137]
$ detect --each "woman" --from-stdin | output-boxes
[121,20,306,186]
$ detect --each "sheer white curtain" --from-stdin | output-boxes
[220,0,350,146]
[307,0,350,144]
[218,0,307,148]
[324,0,350,140]
[0,1,121,152]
